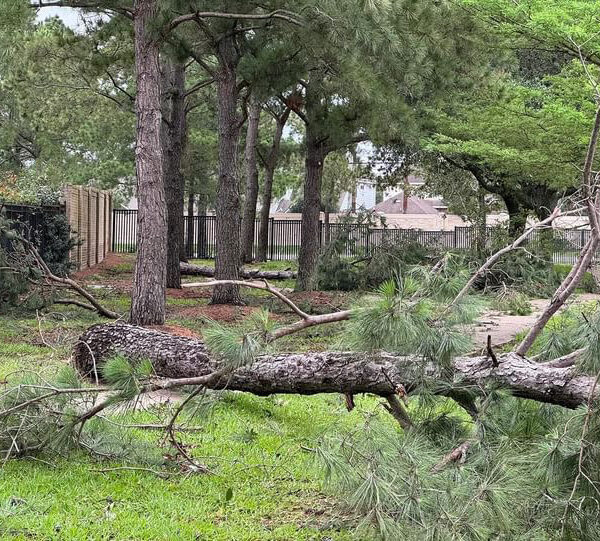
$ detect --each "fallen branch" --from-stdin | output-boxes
[20,239,119,319]
[544,348,587,369]
[181,262,297,280]
[73,323,600,409]
[431,441,471,473]
[447,206,562,311]
[54,298,101,312]
[183,279,352,340]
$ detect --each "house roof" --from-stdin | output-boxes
[373,193,447,215]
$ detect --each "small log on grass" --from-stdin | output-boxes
[180,262,297,280]
[74,323,598,409]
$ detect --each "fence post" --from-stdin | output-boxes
[319,220,323,246]
[269,217,275,261]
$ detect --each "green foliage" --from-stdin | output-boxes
[317,213,437,292]
[552,264,598,294]
[203,308,275,368]
[492,291,532,316]
[475,250,556,297]
[317,396,600,540]
[0,211,77,312]
[38,213,79,277]
[102,355,153,401]
[343,270,477,366]
[523,303,600,373]
[362,240,433,290]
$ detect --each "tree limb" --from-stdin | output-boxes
[73,324,600,410]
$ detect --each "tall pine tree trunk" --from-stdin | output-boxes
[162,58,186,288]
[257,108,290,262]
[240,97,261,263]
[297,128,326,291]
[212,36,242,305]
[130,0,166,325]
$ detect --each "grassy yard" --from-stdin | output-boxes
[0,255,372,540]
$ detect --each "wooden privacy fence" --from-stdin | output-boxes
[64,186,113,270]
[112,210,592,264]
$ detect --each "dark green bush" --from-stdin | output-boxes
[0,244,28,311]
[0,211,76,312]
[552,263,597,293]
[38,213,78,277]
[362,239,433,289]
[317,237,435,291]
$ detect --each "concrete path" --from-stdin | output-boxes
[471,293,600,352]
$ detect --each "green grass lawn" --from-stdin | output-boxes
[0,390,362,540]
[0,258,365,540]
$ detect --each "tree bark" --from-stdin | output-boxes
[297,130,326,291]
[180,262,297,280]
[74,323,599,409]
[504,195,528,237]
[240,97,261,263]
[162,57,187,288]
[130,0,166,325]
[257,108,290,262]
[212,36,242,304]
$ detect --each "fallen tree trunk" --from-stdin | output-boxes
[180,262,297,280]
[74,324,596,409]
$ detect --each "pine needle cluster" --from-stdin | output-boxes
[316,396,600,540]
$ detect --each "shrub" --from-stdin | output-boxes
[0,211,76,312]
[492,291,532,316]
[365,240,433,287]
[38,213,79,277]
[552,263,597,293]
[317,257,363,291]
[474,251,557,297]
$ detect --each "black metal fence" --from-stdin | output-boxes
[1,202,66,254]
[112,209,592,264]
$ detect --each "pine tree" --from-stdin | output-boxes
[129,0,166,325]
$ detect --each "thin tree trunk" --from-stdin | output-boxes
[75,323,600,409]
[476,187,486,256]
[505,196,527,237]
[516,235,599,356]
[240,97,261,263]
[257,108,290,262]
[130,0,166,325]
[186,191,195,259]
[212,36,242,305]
[297,130,326,291]
[162,58,186,288]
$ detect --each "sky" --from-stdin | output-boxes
[36,6,82,30]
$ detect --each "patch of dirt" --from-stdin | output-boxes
[176,304,259,322]
[71,252,132,281]
[167,287,212,299]
[259,491,353,532]
[288,291,349,313]
[472,293,600,351]
[144,325,200,339]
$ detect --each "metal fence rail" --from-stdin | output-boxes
[111,209,591,264]
[1,203,65,255]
